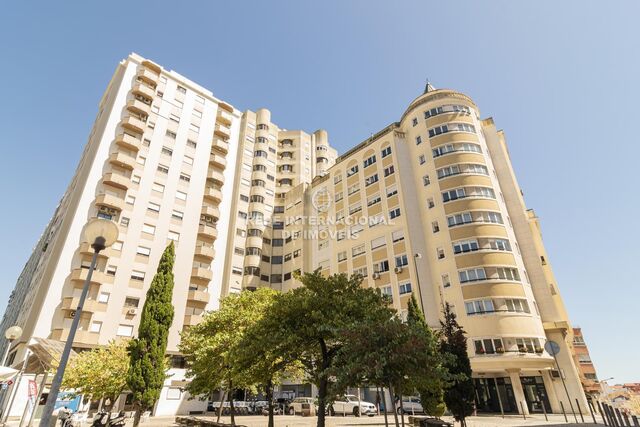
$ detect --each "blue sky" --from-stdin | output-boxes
[1,1,638,383]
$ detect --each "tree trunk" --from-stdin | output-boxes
[228,379,236,426]
[266,379,274,427]
[132,402,142,427]
[317,339,331,427]
[399,391,405,427]
[216,389,226,423]
[379,386,389,427]
[389,383,400,427]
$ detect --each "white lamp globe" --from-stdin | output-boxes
[84,218,119,250]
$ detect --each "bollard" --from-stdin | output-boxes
[576,399,585,423]
[587,400,597,424]
[519,401,526,420]
[631,415,639,427]
[615,408,625,427]
[623,413,631,427]
[598,401,609,426]
[560,401,568,423]
[607,405,618,427]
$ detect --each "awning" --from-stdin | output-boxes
[24,338,78,373]
[0,366,18,381]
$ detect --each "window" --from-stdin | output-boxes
[165,130,177,139]
[423,175,430,186]
[172,210,184,220]
[347,165,359,177]
[392,230,404,242]
[116,324,134,337]
[489,238,512,251]
[142,224,156,235]
[131,270,145,281]
[176,191,187,201]
[459,267,487,283]
[152,182,165,193]
[505,298,530,313]
[365,174,379,186]
[183,155,194,165]
[437,248,445,259]
[167,231,180,241]
[424,106,444,118]
[496,267,520,281]
[442,274,451,288]
[179,173,191,183]
[412,117,418,126]
[389,208,401,219]
[474,338,503,355]
[465,299,495,315]
[338,251,347,262]
[516,338,541,353]
[453,239,479,254]
[177,85,187,94]
[161,146,173,156]
[395,254,408,268]
[352,244,366,257]
[442,188,466,202]
[157,164,169,174]
[272,239,283,247]
[399,282,412,295]
[120,217,130,227]
[427,198,435,209]
[137,155,146,165]
[432,221,440,233]
[367,194,381,207]
[387,185,398,198]
[106,265,117,276]
[124,297,140,308]
[97,292,110,303]
[381,286,393,300]
[381,146,392,158]
[371,236,386,250]
[192,110,203,119]
[432,142,482,158]
[419,155,426,165]
[383,165,395,177]
[112,241,123,251]
[136,246,151,257]
[363,155,377,168]
[348,184,360,195]
[416,136,422,145]
[131,175,141,184]
[271,274,282,284]
[125,195,136,205]
[428,124,449,138]
[271,256,283,264]
[447,212,473,227]
[187,139,197,149]
[374,260,390,273]
[90,321,103,333]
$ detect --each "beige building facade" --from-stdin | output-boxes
[0,55,586,417]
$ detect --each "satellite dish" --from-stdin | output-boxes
[544,340,561,356]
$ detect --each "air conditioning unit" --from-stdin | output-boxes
[127,308,138,315]
[394,267,403,274]
[372,272,380,280]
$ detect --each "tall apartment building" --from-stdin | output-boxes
[572,327,601,398]
[1,54,587,417]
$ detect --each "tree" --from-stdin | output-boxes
[127,243,175,427]
[270,271,395,427]
[62,340,129,410]
[406,295,446,417]
[440,302,474,426]
[180,287,280,426]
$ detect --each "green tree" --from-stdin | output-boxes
[440,302,474,426]
[406,295,446,417]
[62,340,129,410]
[271,271,395,427]
[127,243,175,427]
[180,287,279,426]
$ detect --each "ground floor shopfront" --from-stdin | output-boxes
[474,375,551,414]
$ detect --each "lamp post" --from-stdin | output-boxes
[2,326,22,367]
[412,253,426,315]
[39,219,118,427]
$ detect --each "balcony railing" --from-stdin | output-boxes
[211,137,229,153]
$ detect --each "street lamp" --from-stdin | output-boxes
[412,253,427,316]
[39,219,118,427]
[2,326,22,366]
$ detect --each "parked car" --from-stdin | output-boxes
[329,395,377,417]
[396,396,424,414]
[287,397,317,415]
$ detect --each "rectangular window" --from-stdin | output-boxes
[352,244,366,257]
[442,274,451,288]
[459,268,487,283]
[148,202,161,213]
[161,146,173,156]
[172,210,184,220]
[416,136,422,145]
[383,165,395,177]
[165,130,177,139]
[131,175,141,184]
[98,292,110,303]
[365,173,379,186]
[395,254,408,268]
[125,195,136,205]
[347,165,359,177]
[176,191,187,201]
[142,224,156,235]
[363,155,377,168]
[179,173,191,183]
[157,164,169,174]
[167,231,180,241]
[381,146,392,158]
[136,246,151,257]
[371,236,386,250]
[116,324,133,337]
[399,282,412,295]
[152,182,165,193]
[112,241,123,251]
[392,230,404,242]
[389,208,401,219]
[131,270,145,281]
[338,251,347,262]
[387,185,398,198]
[120,217,130,227]
[183,155,194,165]
[106,265,117,276]
[90,321,102,333]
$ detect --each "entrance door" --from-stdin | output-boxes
[520,376,551,413]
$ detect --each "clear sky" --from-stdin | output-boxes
[1,1,638,383]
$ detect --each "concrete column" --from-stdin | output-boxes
[507,369,529,415]
[541,370,562,414]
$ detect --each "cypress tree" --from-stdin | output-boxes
[440,302,474,427]
[406,295,446,417]
[127,242,175,426]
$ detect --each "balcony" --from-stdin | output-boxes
[209,152,226,169]
[102,172,130,190]
[115,132,141,151]
[187,290,211,304]
[137,68,159,86]
[121,115,146,134]
[214,123,231,139]
[183,314,203,327]
[198,224,218,240]
[127,99,151,116]
[132,82,155,99]
[70,267,108,286]
[109,151,136,170]
[51,328,99,345]
[95,193,125,211]
[201,205,220,220]
[79,242,110,259]
[203,186,222,203]
[216,109,233,126]
[191,267,213,281]
[207,168,224,185]
[61,297,107,313]
[194,245,215,260]
[211,137,229,153]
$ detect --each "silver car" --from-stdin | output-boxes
[397,396,424,414]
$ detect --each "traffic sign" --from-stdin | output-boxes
[544,340,560,356]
